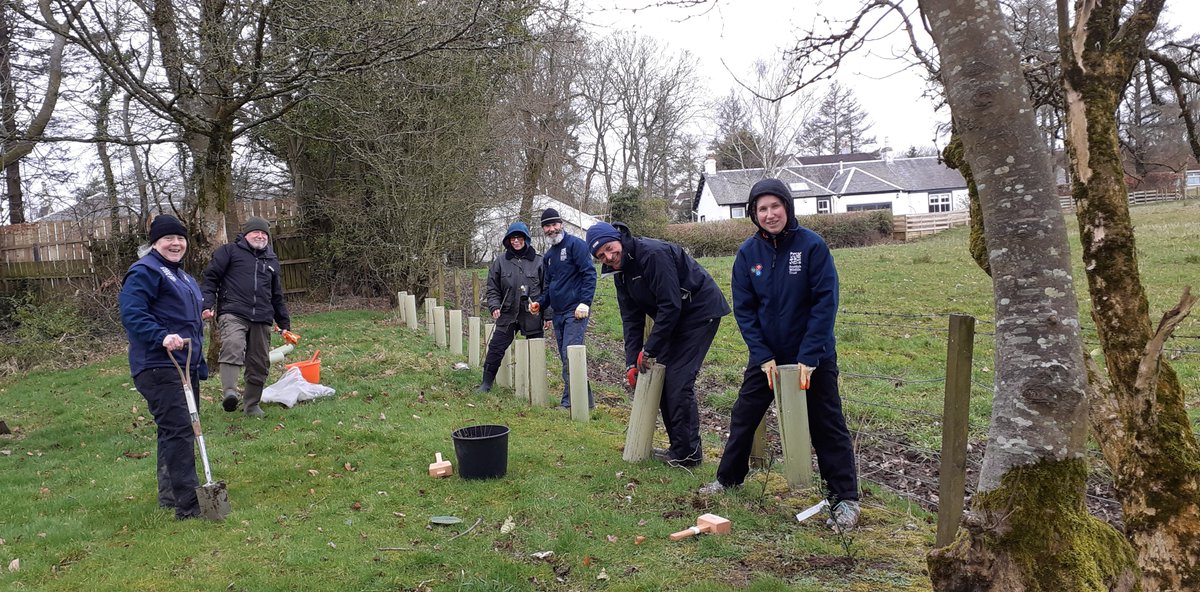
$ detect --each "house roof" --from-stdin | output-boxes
[702,156,967,206]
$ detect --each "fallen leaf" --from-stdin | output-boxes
[412,415,421,420]
[606,534,617,543]
[8,558,18,572]
[344,462,355,471]
[392,512,406,518]
[637,519,647,526]
[327,541,336,549]
[635,535,645,545]
[466,403,475,408]
[308,469,320,477]
[351,502,362,511]
[530,550,554,560]
[500,515,516,534]
[379,413,386,420]
[123,451,150,459]
[582,556,592,567]
[597,568,608,581]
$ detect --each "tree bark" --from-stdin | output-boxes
[1059,1,1200,589]
[919,0,1137,587]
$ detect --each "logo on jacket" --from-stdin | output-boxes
[560,249,567,262]
[789,252,803,274]
[159,266,178,282]
[751,263,763,277]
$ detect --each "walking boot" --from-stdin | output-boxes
[219,363,242,412]
[477,369,496,392]
[243,382,266,418]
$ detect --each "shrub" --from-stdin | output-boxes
[665,210,894,256]
[0,292,104,376]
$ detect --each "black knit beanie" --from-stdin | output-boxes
[540,208,562,226]
[242,216,270,237]
[148,215,188,244]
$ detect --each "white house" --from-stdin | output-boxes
[473,195,601,263]
[693,155,969,222]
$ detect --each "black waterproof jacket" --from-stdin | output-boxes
[606,226,730,366]
[201,235,291,329]
[486,223,544,334]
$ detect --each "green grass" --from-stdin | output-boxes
[1,200,1197,591]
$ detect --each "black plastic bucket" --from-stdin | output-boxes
[451,424,510,479]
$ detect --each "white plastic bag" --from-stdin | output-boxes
[262,367,336,408]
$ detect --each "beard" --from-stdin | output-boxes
[549,232,564,245]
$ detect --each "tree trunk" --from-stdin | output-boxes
[1,9,23,224]
[918,0,1137,587]
[1060,1,1200,588]
[96,76,120,230]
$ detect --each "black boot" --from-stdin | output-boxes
[477,369,496,392]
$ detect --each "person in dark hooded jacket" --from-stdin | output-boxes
[587,221,730,467]
[478,221,545,392]
[202,216,292,417]
[700,178,860,532]
[119,214,207,519]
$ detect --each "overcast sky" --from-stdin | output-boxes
[581,0,1200,154]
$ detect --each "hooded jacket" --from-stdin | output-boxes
[605,224,731,366]
[486,222,544,332]
[536,230,596,316]
[119,249,209,379]
[202,235,291,329]
[733,179,839,368]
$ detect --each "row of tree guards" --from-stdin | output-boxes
[397,285,977,548]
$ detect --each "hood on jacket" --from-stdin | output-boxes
[746,178,798,239]
[503,221,535,259]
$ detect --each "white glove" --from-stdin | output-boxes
[574,303,590,319]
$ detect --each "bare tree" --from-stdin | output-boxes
[0,0,70,224]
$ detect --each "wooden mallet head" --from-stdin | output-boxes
[670,513,731,541]
[428,452,453,478]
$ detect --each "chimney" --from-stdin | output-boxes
[704,157,717,174]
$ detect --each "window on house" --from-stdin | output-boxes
[929,192,952,212]
[846,202,891,212]
[730,206,746,219]
[817,199,831,214]
[1187,171,1200,187]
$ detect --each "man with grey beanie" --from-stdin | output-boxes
[201,216,292,417]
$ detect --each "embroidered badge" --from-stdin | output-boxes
[160,266,178,282]
[788,252,803,274]
[560,249,567,261]
[752,263,763,277]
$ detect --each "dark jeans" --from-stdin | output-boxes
[482,319,544,375]
[714,355,859,502]
[658,317,721,463]
[553,313,592,407]
[134,366,201,518]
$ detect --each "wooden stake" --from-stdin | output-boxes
[936,314,975,548]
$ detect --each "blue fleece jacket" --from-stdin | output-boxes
[536,231,596,316]
[119,250,209,379]
[732,222,839,368]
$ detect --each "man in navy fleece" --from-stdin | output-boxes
[531,208,597,408]
[700,178,860,532]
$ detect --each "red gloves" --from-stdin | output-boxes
[627,366,638,388]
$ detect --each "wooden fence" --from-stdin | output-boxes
[892,210,970,241]
[0,199,308,294]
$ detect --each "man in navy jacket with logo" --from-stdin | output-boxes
[587,221,730,467]
[701,178,860,532]
[532,208,597,408]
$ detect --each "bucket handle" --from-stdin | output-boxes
[309,350,320,363]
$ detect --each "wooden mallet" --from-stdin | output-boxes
[428,452,453,478]
[670,513,732,541]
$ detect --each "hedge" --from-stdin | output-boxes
[664,210,894,257]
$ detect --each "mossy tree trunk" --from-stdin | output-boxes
[919,0,1137,587]
[1060,2,1200,589]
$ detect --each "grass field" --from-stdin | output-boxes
[1,201,1196,591]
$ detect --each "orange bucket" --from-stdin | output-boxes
[286,350,321,383]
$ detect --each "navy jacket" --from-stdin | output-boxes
[202,236,291,329]
[732,222,839,368]
[536,231,596,316]
[608,229,730,366]
[119,249,209,379]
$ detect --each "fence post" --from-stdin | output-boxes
[936,314,975,548]
[472,272,481,318]
[436,267,444,302]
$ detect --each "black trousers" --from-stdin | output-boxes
[658,317,721,463]
[133,366,202,518]
[715,355,859,502]
[482,320,544,375]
